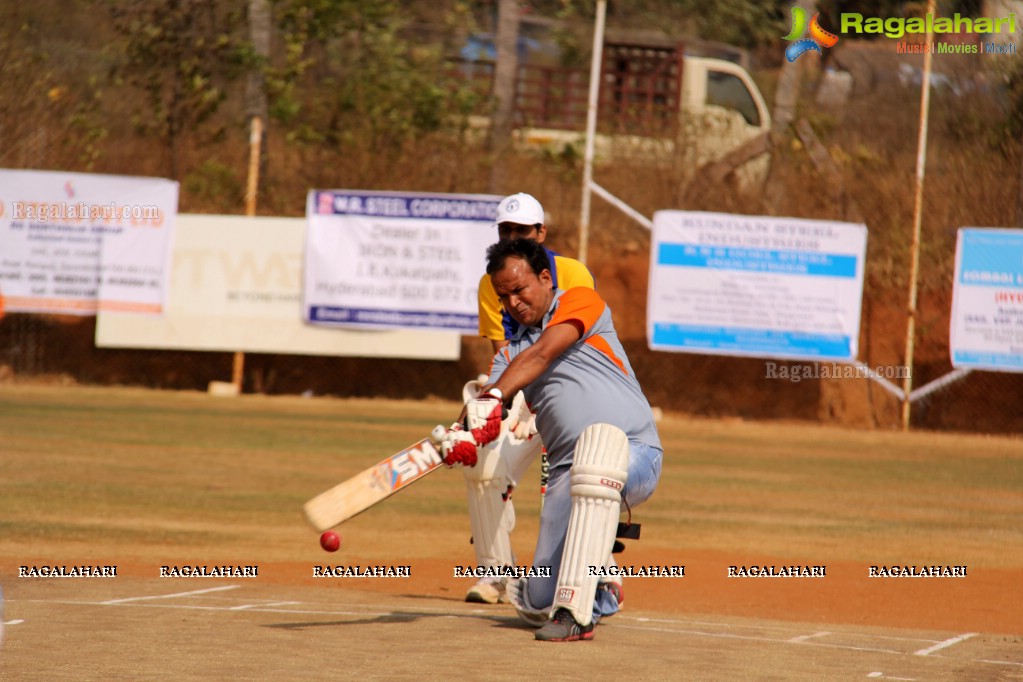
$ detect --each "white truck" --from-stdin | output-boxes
[458,38,772,187]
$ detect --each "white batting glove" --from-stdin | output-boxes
[465,387,504,446]
[507,391,537,441]
[511,413,537,440]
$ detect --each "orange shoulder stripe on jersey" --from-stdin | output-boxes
[585,335,628,376]
[549,288,628,376]
[486,348,512,377]
[549,287,603,334]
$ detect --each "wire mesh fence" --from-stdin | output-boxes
[2,311,1020,436]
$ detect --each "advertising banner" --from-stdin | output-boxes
[96,214,460,359]
[648,211,867,361]
[0,168,177,315]
[304,190,500,332]
[950,228,1023,372]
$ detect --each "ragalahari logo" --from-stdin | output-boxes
[783,7,839,62]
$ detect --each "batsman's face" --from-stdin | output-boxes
[498,222,547,244]
[492,256,554,329]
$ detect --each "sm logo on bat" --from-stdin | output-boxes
[386,441,444,489]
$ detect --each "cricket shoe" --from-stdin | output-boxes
[465,576,509,604]
[534,608,594,642]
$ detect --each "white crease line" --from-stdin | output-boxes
[612,623,906,655]
[16,593,1020,668]
[628,617,940,645]
[3,619,24,625]
[229,601,299,611]
[11,596,459,617]
[13,597,434,620]
[628,615,810,633]
[100,584,241,605]
[914,632,977,656]
[789,631,831,643]
[862,635,941,644]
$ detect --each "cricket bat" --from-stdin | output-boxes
[303,425,448,532]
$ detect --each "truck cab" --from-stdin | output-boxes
[679,55,772,186]
[457,37,771,187]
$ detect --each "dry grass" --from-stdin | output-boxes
[2,383,1021,570]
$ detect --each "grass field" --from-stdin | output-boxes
[1,384,1021,679]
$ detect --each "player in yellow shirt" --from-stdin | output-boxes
[461,192,595,604]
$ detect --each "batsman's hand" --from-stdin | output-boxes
[465,388,504,446]
[507,391,537,441]
[439,429,478,467]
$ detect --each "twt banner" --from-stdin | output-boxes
[96,215,459,359]
[0,168,178,315]
[950,228,1023,372]
[648,211,868,361]
[303,190,500,332]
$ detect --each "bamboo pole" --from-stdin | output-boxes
[901,0,936,430]
[232,115,263,393]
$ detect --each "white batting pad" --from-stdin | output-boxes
[460,380,542,568]
[552,423,630,626]
[503,391,543,483]
[507,577,549,627]
[463,440,516,568]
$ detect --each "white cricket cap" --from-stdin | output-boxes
[495,192,544,226]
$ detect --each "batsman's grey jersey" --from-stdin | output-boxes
[487,287,662,467]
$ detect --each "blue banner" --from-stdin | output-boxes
[657,244,858,278]
[958,230,1023,287]
[314,191,499,222]
[309,306,478,332]
[651,323,853,359]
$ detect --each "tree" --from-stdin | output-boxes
[245,0,271,126]
[488,0,521,193]
[267,0,474,186]
[244,0,272,196]
[763,0,817,212]
[110,0,243,179]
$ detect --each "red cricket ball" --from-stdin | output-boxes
[319,531,341,552]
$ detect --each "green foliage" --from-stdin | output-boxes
[183,159,243,212]
[0,11,108,170]
[268,0,477,152]
[0,22,47,166]
[528,0,789,49]
[108,0,246,177]
[1000,59,1023,145]
[65,91,109,170]
[685,0,789,48]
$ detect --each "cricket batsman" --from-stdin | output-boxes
[440,238,663,641]
[460,192,595,605]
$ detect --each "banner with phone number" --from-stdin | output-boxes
[950,228,1023,372]
[648,211,867,361]
[0,168,177,315]
[304,190,500,332]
